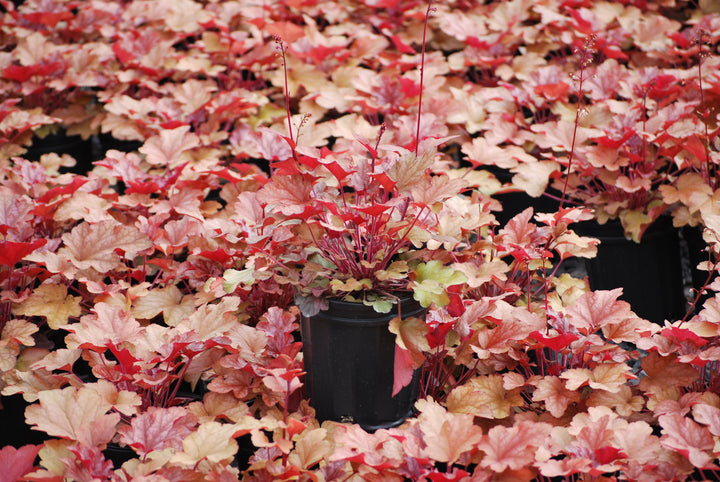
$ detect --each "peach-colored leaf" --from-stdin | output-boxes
[446,375,523,419]
[416,398,483,465]
[190,392,252,424]
[256,174,314,216]
[329,423,404,467]
[532,375,582,418]
[93,379,142,417]
[561,364,634,393]
[693,404,720,436]
[531,120,598,151]
[54,191,113,223]
[170,421,240,465]
[11,283,81,330]
[659,413,715,468]
[566,289,635,333]
[560,368,593,391]
[613,420,661,464]
[586,385,644,417]
[132,285,194,326]
[289,428,331,469]
[151,190,206,221]
[389,315,429,364]
[25,385,120,446]
[511,160,560,197]
[175,297,241,340]
[118,406,197,457]
[139,125,200,168]
[638,351,699,392]
[1,318,39,347]
[61,220,152,273]
[478,421,553,472]
[64,302,142,348]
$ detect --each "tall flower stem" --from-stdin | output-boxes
[560,35,596,208]
[415,0,433,157]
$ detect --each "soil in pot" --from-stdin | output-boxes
[301,295,427,432]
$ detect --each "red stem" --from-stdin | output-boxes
[415,0,433,157]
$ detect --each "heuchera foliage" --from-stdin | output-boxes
[1,0,720,481]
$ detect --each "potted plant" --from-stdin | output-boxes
[502,28,697,324]
[236,11,476,428]
[0,1,116,173]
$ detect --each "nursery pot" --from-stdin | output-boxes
[301,295,426,432]
[483,166,561,226]
[575,216,687,325]
[25,130,96,174]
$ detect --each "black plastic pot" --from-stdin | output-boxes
[25,130,96,174]
[575,216,687,324]
[98,133,144,155]
[301,296,426,432]
[0,394,49,447]
[483,166,561,227]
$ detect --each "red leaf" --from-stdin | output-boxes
[393,345,415,396]
[445,293,465,318]
[0,444,41,482]
[594,130,635,149]
[534,83,570,100]
[661,326,708,347]
[112,41,134,64]
[269,158,302,175]
[320,160,351,182]
[126,180,161,195]
[196,248,234,263]
[669,32,692,49]
[530,331,579,351]
[0,239,47,267]
[22,11,72,27]
[353,203,392,217]
[594,446,626,465]
[400,77,421,98]
[682,136,709,164]
[3,62,64,82]
[370,171,397,191]
[36,177,89,204]
[427,322,454,349]
[390,34,415,54]
[425,468,470,482]
[159,120,188,130]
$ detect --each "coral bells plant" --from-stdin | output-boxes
[256,133,470,316]
[253,23,471,316]
[5,0,720,481]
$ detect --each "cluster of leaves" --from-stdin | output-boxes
[2,0,720,481]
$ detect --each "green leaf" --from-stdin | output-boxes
[375,260,409,281]
[413,280,450,308]
[363,297,393,313]
[414,260,467,286]
[411,261,467,308]
[222,268,255,293]
[330,278,372,293]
